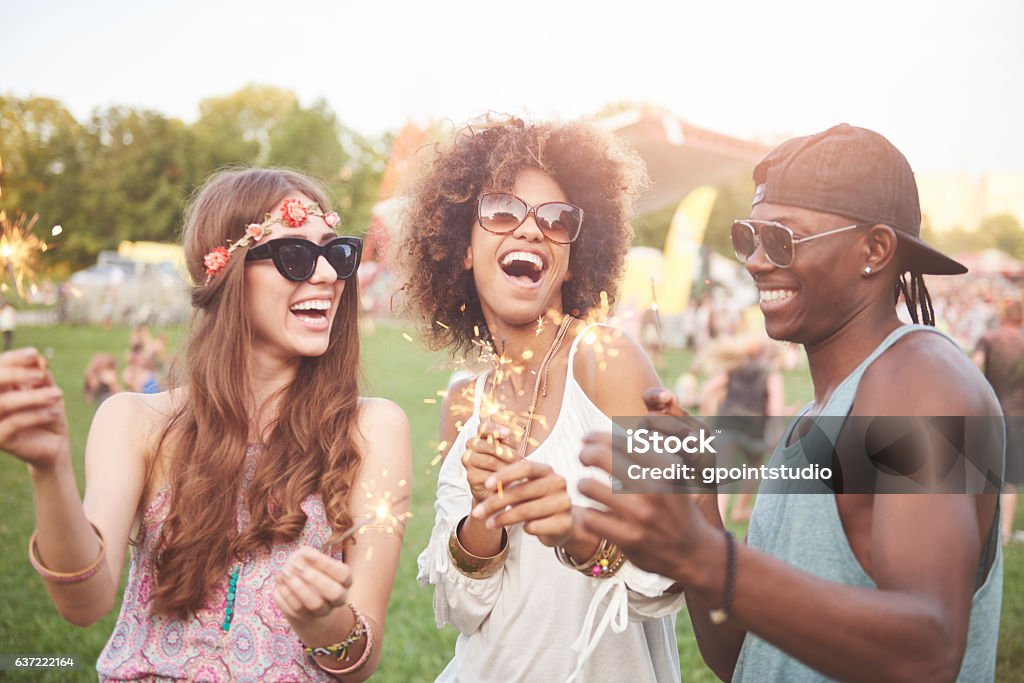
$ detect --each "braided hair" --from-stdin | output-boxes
[896,271,935,326]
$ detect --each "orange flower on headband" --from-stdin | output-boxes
[202,201,342,285]
[204,247,230,278]
[281,199,308,227]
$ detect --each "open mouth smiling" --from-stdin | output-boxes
[499,250,546,285]
[289,298,332,325]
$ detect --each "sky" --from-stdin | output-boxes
[3,0,1023,175]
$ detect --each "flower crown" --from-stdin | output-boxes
[203,198,341,283]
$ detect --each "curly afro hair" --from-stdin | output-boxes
[399,116,648,357]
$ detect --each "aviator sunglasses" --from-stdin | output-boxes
[730,220,870,268]
[477,192,584,244]
[245,236,363,282]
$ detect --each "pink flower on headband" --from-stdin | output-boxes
[246,223,265,241]
[281,199,308,227]
[324,211,341,228]
[204,246,230,277]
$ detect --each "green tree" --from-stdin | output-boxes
[192,85,298,170]
[0,96,86,257]
[934,224,993,255]
[73,107,193,263]
[267,99,344,179]
[981,213,1024,261]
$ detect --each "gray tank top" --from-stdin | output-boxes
[732,325,1004,682]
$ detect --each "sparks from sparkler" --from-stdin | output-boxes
[483,347,542,449]
[339,488,412,542]
[571,292,624,374]
[428,308,588,484]
[460,316,553,459]
[0,155,60,299]
[423,296,633,493]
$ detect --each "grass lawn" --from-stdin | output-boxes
[0,322,1021,681]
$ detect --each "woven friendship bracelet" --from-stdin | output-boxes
[313,607,375,676]
[302,604,367,661]
[28,523,106,584]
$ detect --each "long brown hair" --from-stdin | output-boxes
[150,168,362,618]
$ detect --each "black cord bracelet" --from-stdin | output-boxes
[709,529,736,625]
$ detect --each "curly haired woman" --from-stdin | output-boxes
[0,168,410,681]
[404,117,685,683]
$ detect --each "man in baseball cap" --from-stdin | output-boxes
[574,124,1004,681]
[740,123,966,333]
[752,123,966,274]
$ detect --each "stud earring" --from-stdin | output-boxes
[863,266,872,275]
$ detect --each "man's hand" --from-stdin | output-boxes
[576,431,720,582]
[642,387,687,416]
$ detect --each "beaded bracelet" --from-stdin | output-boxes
[302,604,367,661]
[313,608,374,676]
[28,523,106,584]
[555,538,625,579]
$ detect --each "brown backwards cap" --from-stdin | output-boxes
[752,123,966,275]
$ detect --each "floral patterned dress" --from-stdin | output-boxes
[97,445,342,682]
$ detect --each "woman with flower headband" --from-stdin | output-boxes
[403,117,685,683]
[0,168,411,681]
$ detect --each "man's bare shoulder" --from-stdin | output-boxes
[855,329,999,416]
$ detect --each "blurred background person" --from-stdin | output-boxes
[83,352,121,404]
[974,298,1024,545]
[0,298,16,351]
[122,343,161,394]
[700,335,788,521]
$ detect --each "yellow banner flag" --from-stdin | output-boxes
[660,186,718,313]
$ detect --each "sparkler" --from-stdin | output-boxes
[650,276,665,355]
[474,334,544,463]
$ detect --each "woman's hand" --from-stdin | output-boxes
[470,460,598,555]
[273,546,353,625]
[463,420,516,506]
[0,348,70,471]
